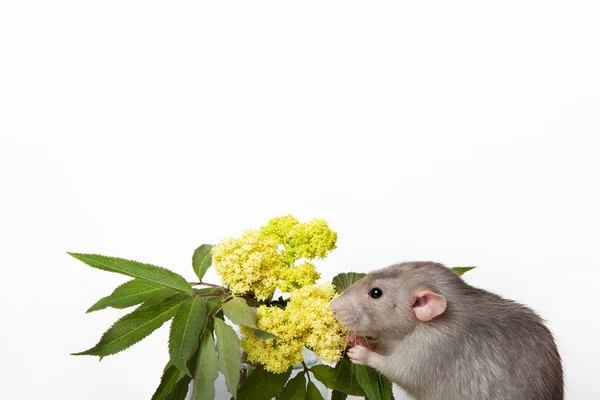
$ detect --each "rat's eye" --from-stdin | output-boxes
[369,288,383,299]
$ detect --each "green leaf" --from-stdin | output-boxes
[306,381,325,400]
[238,365,291,400]
[332,272,366,293]
[87,279,163,313]
[205,294,223,311]
[220,297,279,339]
[190,331,218,400]
[214,318,242,398]
[452,266,476,276]
[73,298,181,357]
[151,364,182,400]
[140,288,185,309]
[355,364,382,400]
[194,287,225,296]
[192,244,213,281]
[169,297,208,376]
[166,376,191,400]
[379,374,395,400]
[311,358,364,396]
[221,297,258,329]
[68,253,193,293]
[253,329,278,340]
[279,371,306,400]
[331,390,347,400]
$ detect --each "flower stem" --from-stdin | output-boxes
[301,361,312,383]
[189,281,225,289]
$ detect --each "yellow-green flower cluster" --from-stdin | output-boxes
[213,215,337,298]
[261,215,337,262]
[240,284,346,373]
[239,307,304,374]
[214,215,343,373]
[287,219,338,260]
[278,262,320,293]
[212,229,285,301]
[259,214,300,245]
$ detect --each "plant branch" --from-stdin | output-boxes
[301,361,312,383]
[189,281,225,289]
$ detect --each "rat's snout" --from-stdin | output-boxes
[329,296,359,329]
[329,298,340,315]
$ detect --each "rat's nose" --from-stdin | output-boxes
[329,298,339,315]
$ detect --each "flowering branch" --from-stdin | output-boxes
[70,214,363,400]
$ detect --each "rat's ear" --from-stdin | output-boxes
[412,290,447,322]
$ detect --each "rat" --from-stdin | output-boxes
[329,261,563,400]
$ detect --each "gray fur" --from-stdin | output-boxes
[329,261,563,400]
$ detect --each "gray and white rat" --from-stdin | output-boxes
[329,261,563,400]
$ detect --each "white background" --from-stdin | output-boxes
[1,1,599,399]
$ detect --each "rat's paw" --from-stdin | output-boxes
[347,345,370,365]
[344,333,369,348]
[345,334,380,351]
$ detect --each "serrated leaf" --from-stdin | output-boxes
[311,358,364,396]
[192,244,213,281]
[238,365,291,400]
[379,374,395,400]
[279,372,306,400]
[331,390,347,400]
[354,364,382,400]
[190,331,218,400]
[166,376,191,400]
[306,381,325,400]
[332,272,366,293]
[87,279,163,313]
[452,266,475,276]
[221,297,258,329]
[68,253,193,293]
[140,288,185,309]
[169,297,208,376]
[73,298,181,357]
[163,360,174,372]
[214,318,241,398]
[151,364,182,400]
